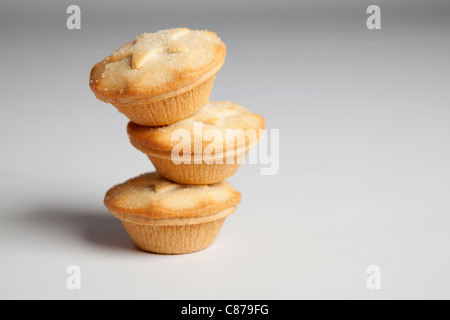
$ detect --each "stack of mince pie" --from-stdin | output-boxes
[89,28,265,254]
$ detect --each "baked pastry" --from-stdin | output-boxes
[127,101,266,184]
[89,28,226,126]
[104,172,241,254]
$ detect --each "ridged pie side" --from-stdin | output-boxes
[121,217,226,254]
[148,154,244,185]
[110,76,215,126]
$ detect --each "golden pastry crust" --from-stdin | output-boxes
[145,156,245,185]
[127,101,266,156]
[120,213,232,254]
[89,28,226,104]
[104,172,241,219]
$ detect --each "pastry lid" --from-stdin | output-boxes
[89,28,226,103]
[104,172,241,219]
[127,101,266,159]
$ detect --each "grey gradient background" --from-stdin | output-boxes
[0,0,449,299]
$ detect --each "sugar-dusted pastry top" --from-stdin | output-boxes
[89,28,226,103]
[128,101,266,155]
[104,172,241,218]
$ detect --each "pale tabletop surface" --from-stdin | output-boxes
[1,0,449,299]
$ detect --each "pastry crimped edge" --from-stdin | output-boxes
[115,206,237,254]
[139,139,260,184]
[129,135,263,184]
[120,215,230,254]
[106,76,216,126]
